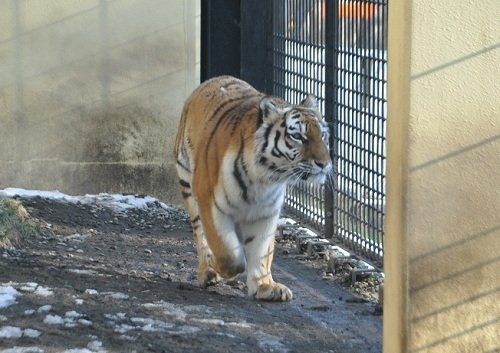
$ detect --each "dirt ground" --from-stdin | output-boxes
[0,194,381,353]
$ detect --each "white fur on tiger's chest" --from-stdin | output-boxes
[214,153,286,222]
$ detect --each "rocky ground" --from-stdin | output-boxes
[0,191,382,353]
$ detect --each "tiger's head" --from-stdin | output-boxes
[256,95,332,184]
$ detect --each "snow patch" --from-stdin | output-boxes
[51,311,85,328]
[0,285,21,308]
[23,309,35,316]
[63,234,90,242]
[107,312,199,336]
[0,326,23,338]
[44,313,88,328]
[0,347,44,353]
[118,334,136,341]
[33,286,53,297]
[0,326,40,339]
[102,292,129,300]
[43,314,65,325]
[87,193,172,212]
[216,331,237,339]
[84,289,128,299]
[68,269,99,276]
[0,188,79,202]
[37,305,52,313]
[226,321,254,329]
[113,324,135,334]
[0,188,172,213]
[277,218,297,226]
[23,329,41,338]
[65,311,83,319]
[104,313,126,321]
[19,283,38,293]
[87,340,105,352]
[14,282,53,297]
[116,312,127,320]
[0,315,7,321]
[142,301,212,322]
[130,317,175,332]
[191,318,225,326]
[79,319,93,326]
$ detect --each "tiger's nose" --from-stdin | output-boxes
[314,160,332,171]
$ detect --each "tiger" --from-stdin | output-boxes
[173,76,332,301]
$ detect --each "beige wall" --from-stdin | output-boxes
[385,0,500,352]
[0,0,200,204]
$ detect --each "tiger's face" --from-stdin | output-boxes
[257,95,332,184]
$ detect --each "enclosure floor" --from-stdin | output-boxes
[0,196,381,353]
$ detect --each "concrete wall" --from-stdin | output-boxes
[0,0,200,204]
[384,0,500,352]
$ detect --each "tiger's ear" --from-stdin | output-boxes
[260,97,288,123]
[301,94,318,109]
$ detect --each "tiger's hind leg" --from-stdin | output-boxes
[176,161,221,288]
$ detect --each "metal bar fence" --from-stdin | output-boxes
[270,0,387,268]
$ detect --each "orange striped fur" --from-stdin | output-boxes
[174,76,331,301]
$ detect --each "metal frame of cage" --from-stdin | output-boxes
[269,0,387,268]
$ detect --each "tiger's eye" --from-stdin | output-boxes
[290,133,305,142]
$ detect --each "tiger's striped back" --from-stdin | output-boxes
[174,76,264,198]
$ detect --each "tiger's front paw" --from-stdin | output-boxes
[254,282,293,302]
[198,267,221,289]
